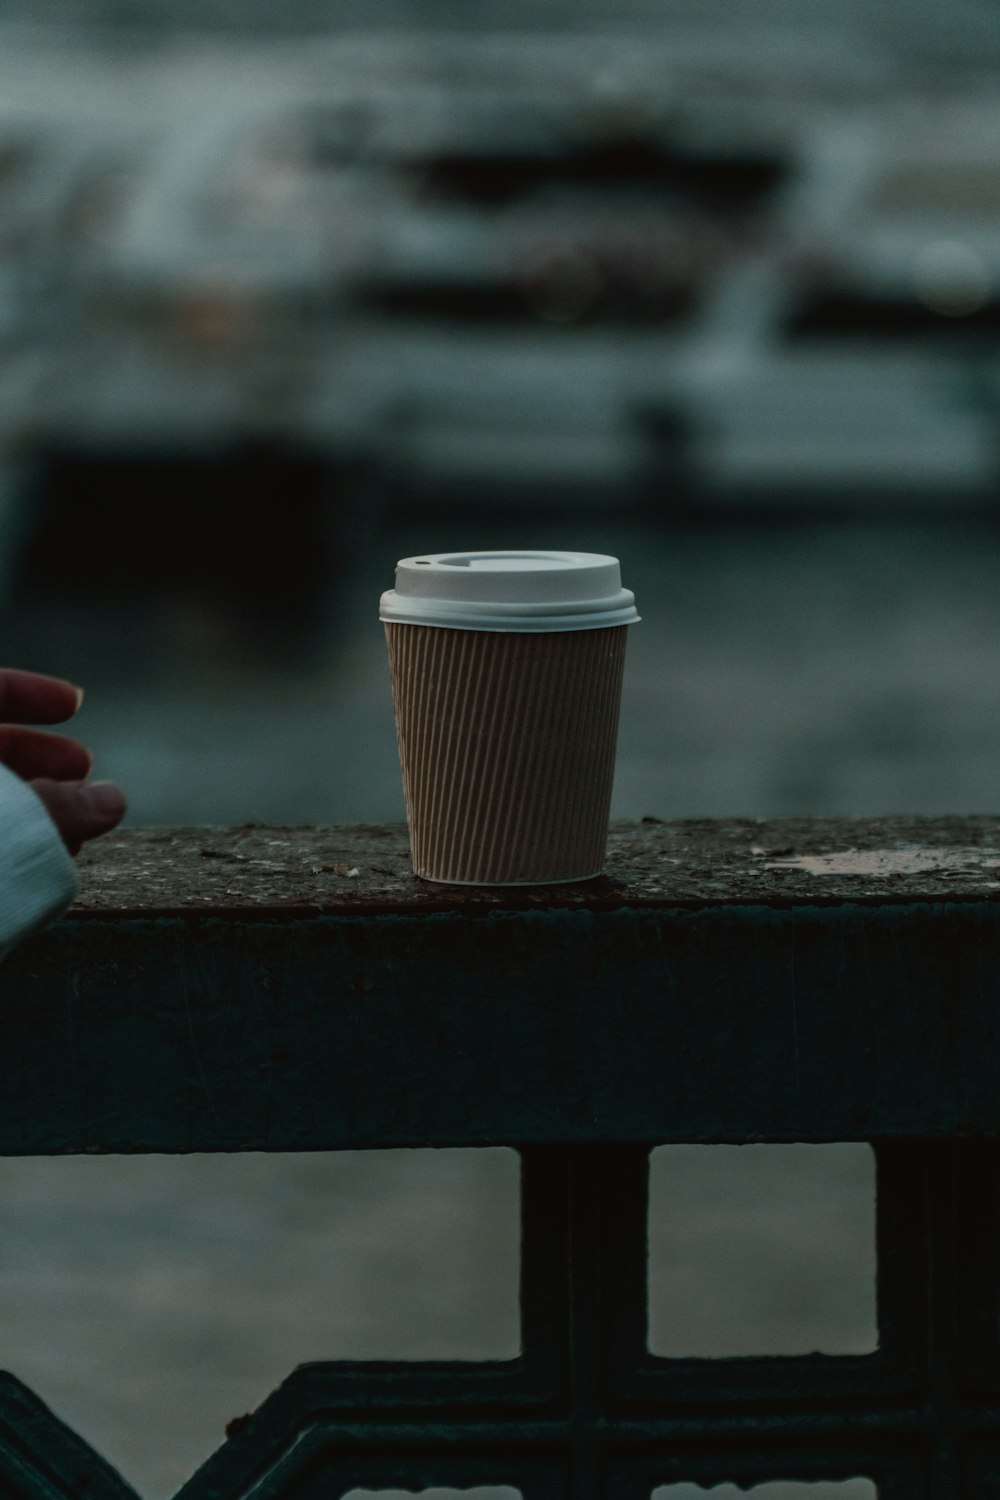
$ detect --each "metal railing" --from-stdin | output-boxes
[3,817,999,1499]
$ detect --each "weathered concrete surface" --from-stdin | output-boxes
[72,817,1000,914]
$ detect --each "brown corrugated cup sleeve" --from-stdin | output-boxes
[385,622,628,885]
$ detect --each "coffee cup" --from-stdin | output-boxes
[380,550,639,885]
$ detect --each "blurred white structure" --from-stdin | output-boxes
[0,23,997,605]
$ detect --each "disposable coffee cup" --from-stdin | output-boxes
[380,550,640,885]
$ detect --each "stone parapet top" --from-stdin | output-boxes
[71,816,1000,916]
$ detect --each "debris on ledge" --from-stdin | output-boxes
[71,816,1000,916]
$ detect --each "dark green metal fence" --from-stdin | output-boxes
[4,818,1000,1499]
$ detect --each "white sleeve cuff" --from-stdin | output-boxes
[0,764,79,961]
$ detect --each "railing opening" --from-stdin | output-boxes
[647,1144,877,1357]
[0,1149,520,1500]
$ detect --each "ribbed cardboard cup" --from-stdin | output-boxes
[381,551,638,885]
[384,623,628,884]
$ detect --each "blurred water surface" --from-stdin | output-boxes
[11,511,1000,826]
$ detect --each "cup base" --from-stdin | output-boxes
[415,870,605,887]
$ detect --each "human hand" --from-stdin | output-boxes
[0,669,127,856]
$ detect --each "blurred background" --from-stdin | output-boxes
[0,1,997,1495]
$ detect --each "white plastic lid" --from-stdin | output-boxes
[379,550,640,632]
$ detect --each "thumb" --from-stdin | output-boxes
[29,778,128,856]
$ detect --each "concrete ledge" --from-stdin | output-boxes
[68,816,1000,913]
[3,819,1000,1153]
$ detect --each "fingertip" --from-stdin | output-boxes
[82,781,127,821]
[0,670,86,725]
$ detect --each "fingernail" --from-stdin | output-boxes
[73,687,85,711]
[83,781,126,819]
